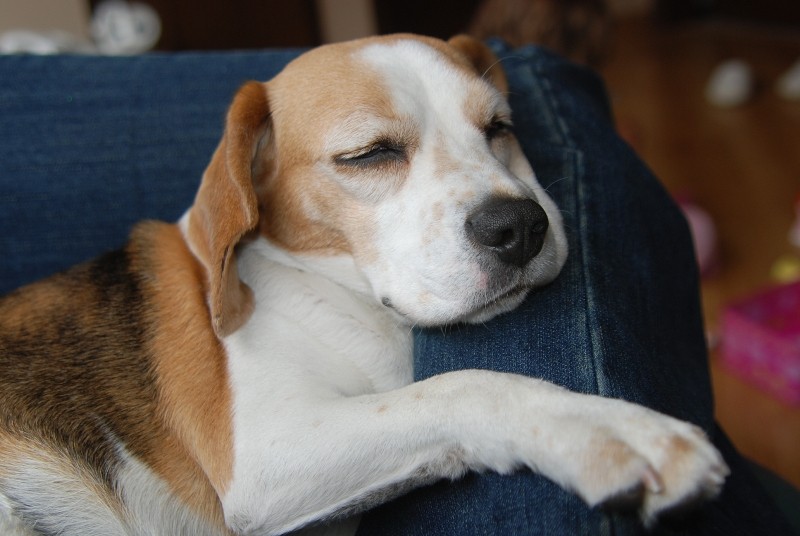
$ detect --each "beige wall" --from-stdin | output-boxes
[0,0,90,37]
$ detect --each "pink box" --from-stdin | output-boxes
[720,280,800,405]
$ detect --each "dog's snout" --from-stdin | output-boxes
[466,198,549,268]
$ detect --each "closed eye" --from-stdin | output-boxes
[483,118,512,141]
[335,142,407,168]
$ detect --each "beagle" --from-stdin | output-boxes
[0,34,727,535]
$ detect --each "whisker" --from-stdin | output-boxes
[482,53,524,88]
[481,57,506,82]
[543,176,570,192]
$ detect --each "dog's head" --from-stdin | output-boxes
[185,34,568,336]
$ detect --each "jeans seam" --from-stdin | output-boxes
[526,58,608,400]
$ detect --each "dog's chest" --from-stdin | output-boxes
[226,242,414,397]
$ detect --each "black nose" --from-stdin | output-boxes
[466,198,549,268]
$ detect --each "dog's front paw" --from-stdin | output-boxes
[566,403,729,524]
[635,418,728,524]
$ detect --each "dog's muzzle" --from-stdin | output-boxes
[466,197,549,268]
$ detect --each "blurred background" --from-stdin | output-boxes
[2,0,799,515]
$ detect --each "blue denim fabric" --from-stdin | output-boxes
[0,46,792,535]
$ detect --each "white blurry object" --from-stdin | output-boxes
[0,1,160,55]
[0,30,93,54]
[91,0,161,55]
[776,57,800,100]
[705,59,754,108]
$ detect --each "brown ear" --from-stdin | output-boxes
[186,81,270,338]
[448,34,508,94]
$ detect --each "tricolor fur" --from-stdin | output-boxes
[0,35,727,535]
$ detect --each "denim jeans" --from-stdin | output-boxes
[0,43,792,536]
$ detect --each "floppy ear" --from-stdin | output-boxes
[186,81,270,338]
[448,34,508,94]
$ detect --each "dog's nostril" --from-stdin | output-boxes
[466,198,549,268]
[532,221,548,235]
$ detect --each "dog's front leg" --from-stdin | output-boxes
[223,370,727,535]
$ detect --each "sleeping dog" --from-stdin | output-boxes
[0,34,727,535]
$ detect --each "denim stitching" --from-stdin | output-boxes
[524,54,609,400]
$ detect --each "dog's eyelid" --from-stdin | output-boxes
[491,110,513,126]
[483,116,513,140]
[333,141,407,167]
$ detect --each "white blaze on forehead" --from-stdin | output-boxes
[355,40,507,133]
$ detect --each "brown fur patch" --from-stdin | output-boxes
[131,221,233,526]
